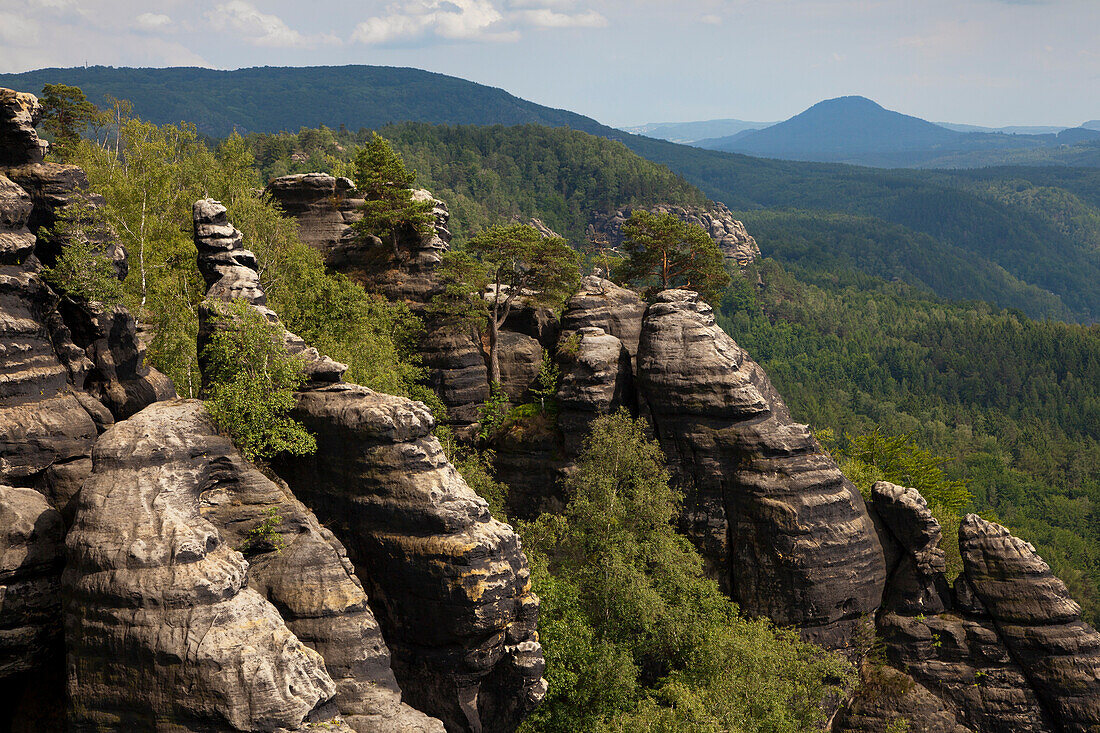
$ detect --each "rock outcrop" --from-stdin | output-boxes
[63,400,351,732]
[589,202,761,267]
[636,289,886,650]
[196,199,546,733]
[266,173,450,307]
[960,515,1100,731]
[0,89,47,167]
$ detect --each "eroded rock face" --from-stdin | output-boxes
[63,399,345,732]
[636,288,885,650]
[961,515,1100,731]
[0,89,47,167]
[872,480,949,615]
[0,174,35,264]
[589,202,761,267]
[556,326,633,455]
[559,275,645,361]
[272,385,547,733]
[195,200,545,732]
[0,485,65,732]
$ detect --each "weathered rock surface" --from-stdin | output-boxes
[556,326,633,455]
[832,662,969,733]
[421,320,490,429]
[872,480,949,615]
[0,484,65,732]
[265,172,363,255]
[272,385,547,733]
[960,515,1100,731]
[63,399,350,731]
[497,329,543,403]
[196,200,545,732]
[589,202,761,267]
[0,89,47,167]
[636,289,885,650]
[0,173,35,264]
[559,275,645,361]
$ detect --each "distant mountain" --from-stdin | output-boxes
[694,96,1056,166]
[0,65,612,138]
[1084,120,1100,131]
[620,118,775,144]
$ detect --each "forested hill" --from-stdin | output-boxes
[246,123,707,244]
[0,65,610,138]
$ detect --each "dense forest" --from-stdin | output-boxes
[246,123,707,244]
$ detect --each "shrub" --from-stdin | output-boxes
[202,299,316,462]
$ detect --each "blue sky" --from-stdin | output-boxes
[0,0,1096,127]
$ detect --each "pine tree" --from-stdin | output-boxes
[614,210,730,302]
[350,133,436,256]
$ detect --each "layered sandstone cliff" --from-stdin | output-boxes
[195,198,546,733]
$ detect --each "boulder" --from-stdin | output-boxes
[63,399,347,731]
[636,288,885,650]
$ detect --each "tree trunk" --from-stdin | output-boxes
[488,315,501,387]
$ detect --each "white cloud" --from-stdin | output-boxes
[208,1,334,47]
[700,13,722,25]
[352,0,608,44]
[136,12,172,30]
[515,8,606,28]
[0,11,41,45]
[352,0,509,44]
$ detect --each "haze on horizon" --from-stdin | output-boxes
[0,0,1096,129]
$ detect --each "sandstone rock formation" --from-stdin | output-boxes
[0,485,65,732]
[559,275,646,361]
[556,326,633,455]
[63,400,350,732]
[960,515,1100,731]
[589,202,761,267]
[636,289,885,650]
[196,198,546,733]
[0,89,47,167]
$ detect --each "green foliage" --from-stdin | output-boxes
[531,350,561,413]
[519,410,854,732]
[479,382,511,442]
[835,430,972,579]
[455,448,509,518]
[39,83,97,154]
[436,223,579,384]
[614,211,730,301]
[201,299,316,463]
[242,123,708,246]
[239,507,287,554]
[41,202,123,306]
[62,111,426,408]
[350,133,436,250]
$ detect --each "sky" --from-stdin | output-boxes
[0,0,1097,128]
